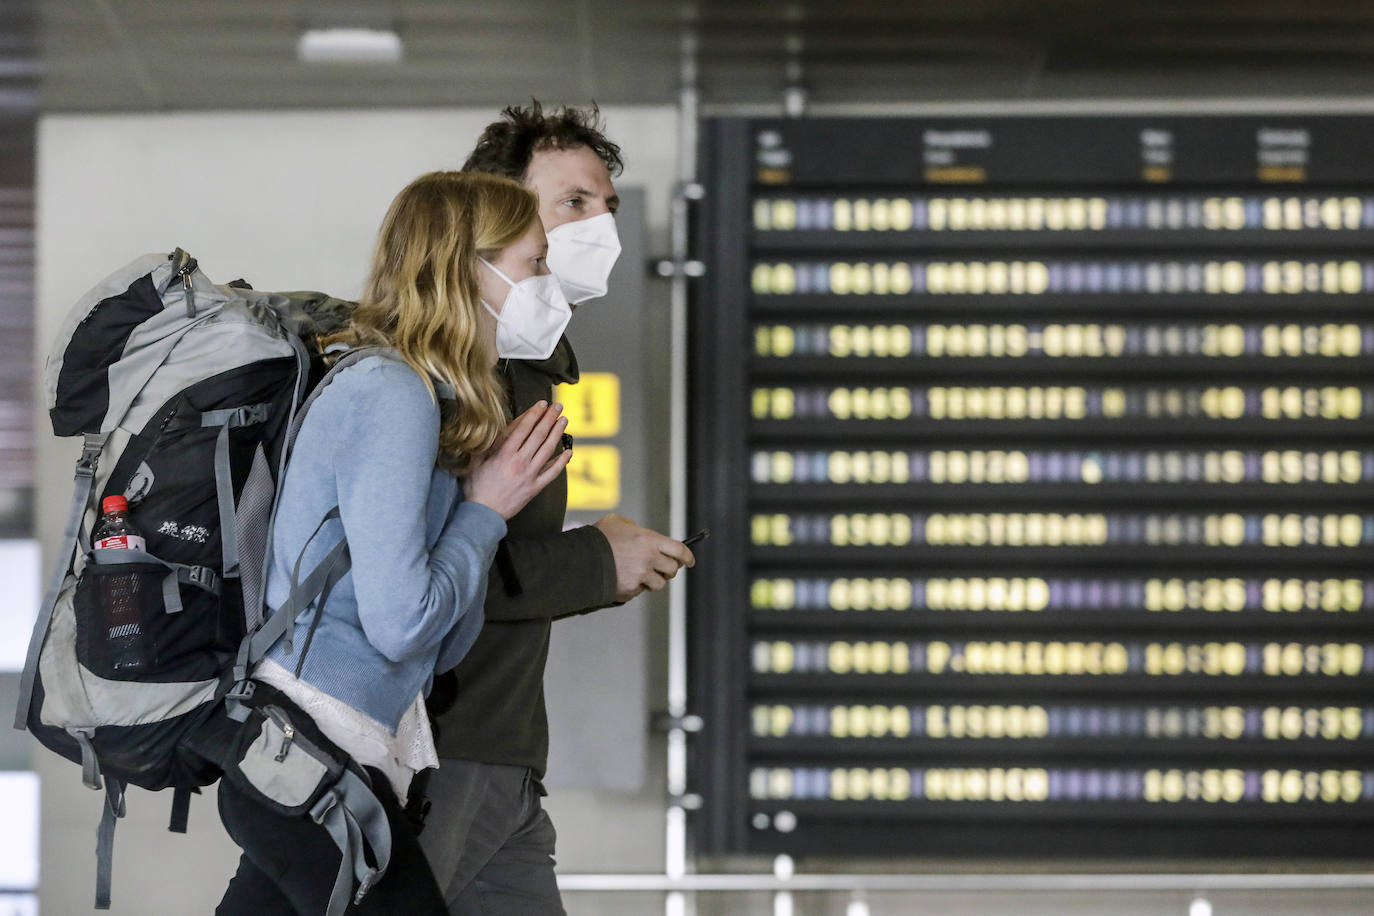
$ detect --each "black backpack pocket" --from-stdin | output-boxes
[216,683,352,817]
[74,557,224,682]
[196,682,394,915]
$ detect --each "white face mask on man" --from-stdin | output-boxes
[545,212,622,304]
[479,258,572,361]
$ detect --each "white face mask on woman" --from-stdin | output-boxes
[545,212,622,304]
[479,258,573,361]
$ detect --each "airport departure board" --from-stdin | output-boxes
[686,115,1374,859]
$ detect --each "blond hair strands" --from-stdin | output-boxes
[324,170,539,474]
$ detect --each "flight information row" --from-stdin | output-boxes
[751,195,1374,234]
[749,513,1374,548]
[751,385,1372,421]
[747,576,1374,614]
[751,449,1374,486]
[750,703,1374,741]
[750,639,1373,677]
[753,322,1374,359]
[748,766,1374,805]
[750,260,1374,296]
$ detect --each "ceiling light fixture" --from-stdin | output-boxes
[297,27,403,64]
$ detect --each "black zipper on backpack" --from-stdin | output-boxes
[119,399,182,509]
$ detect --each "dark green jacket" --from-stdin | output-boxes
[432,336,619,775]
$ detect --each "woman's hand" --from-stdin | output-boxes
[464,401,572,519]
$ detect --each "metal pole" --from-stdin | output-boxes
[697,96,1374,118]
[560,872,1374,893]
[665,13,700,916]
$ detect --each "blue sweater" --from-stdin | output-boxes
[263,355,506,730]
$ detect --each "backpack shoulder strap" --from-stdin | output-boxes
[226,346,394,703]
[232,506,349,681]
[227,345,458,702]
[285,346,397,450]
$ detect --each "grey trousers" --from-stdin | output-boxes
[418,758,566,916]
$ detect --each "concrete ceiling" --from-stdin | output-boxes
[36,0,1374,113]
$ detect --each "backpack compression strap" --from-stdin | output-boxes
[13,432,106,730]
[202,402,272,582]
[88,546,220,612]
[311,767,393,916]
[94,776,126,909]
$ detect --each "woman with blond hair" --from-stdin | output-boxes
[215,171,572,914]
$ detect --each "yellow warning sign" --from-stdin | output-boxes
[565,445,620,510]
[556,373,620,438]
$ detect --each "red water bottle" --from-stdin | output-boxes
[92,495,147,672]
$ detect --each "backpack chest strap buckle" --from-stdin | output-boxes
[181,565,220,593]
[78,433,108,477]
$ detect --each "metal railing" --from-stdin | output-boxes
[560,864,1374,915]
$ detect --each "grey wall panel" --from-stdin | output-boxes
[546,188,653,793]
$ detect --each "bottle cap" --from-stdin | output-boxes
[101,495,129,515]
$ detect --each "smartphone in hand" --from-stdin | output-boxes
[682,527,710,547]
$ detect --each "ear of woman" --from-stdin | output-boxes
[478,218,549,305]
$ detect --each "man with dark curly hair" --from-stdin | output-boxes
[416,101,695,915]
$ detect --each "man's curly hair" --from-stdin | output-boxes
[463,101,624,181]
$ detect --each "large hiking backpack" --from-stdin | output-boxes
[13,249,387,912]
